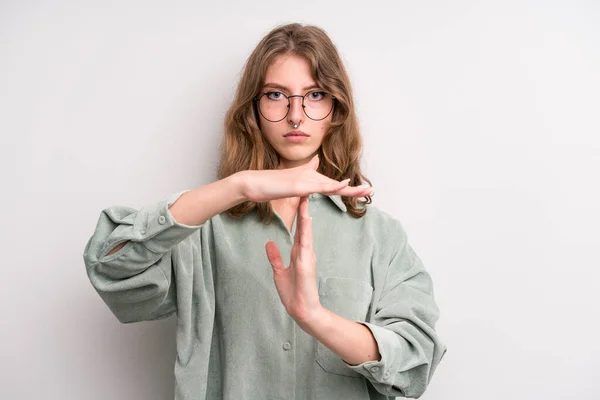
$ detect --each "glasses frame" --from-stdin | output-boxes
[253,90,337,122]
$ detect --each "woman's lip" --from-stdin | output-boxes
[284,130,309,137]
[285,134,308,142]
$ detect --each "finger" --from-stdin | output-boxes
[306,154,320,170]
[294,196,308,246]
[300,201,313,251]
[296,197,313,259]
[265,240,286,273]
[327,184,374,197]
[316,178,350,194]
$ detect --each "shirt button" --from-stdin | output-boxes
[309,193,317,200]
[140,229,147,235]
[370,366,380,373]
[384,372,390,378]
[282,342,292,351]
[158,215,166,225]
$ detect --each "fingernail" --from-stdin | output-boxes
[342,178,351,184]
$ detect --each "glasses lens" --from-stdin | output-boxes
[303,91,334,120]
[258,92,289,122]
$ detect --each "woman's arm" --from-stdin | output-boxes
[89,156,370,322]
[106,173,247,255]
[265,196,445,397]
[297,308,381,365]
[107,155,368,256]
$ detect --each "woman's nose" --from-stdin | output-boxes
[288,96,304,123]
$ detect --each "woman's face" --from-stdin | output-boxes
[257,54,333,169]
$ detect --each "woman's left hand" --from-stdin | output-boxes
[265,196,322,327]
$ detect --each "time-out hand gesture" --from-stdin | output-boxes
[265,195,321,326]
[240,154,373,203]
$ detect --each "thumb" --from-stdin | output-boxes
[265,240,286,273]
[306,154,320,170]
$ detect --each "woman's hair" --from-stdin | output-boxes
[217,22,372,223]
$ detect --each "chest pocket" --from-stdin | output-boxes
[316,277,374,378]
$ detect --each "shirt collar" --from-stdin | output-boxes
[311,193,347,212]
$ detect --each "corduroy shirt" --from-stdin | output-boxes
[83,190,446,399]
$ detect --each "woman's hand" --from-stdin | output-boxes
[265,195,322,326]
[238,154,373,203]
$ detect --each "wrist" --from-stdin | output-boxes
[294,305,331,336]
[228,171,250,204]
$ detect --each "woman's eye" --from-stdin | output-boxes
[266,91,284,100]
[309,91,325,100]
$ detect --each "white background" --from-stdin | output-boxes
[1,1,599,399]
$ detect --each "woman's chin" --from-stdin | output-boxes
[277,153,315,169]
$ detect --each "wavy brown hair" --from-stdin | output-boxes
[217,23,372,223]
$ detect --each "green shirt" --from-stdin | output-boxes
[83,190,446,399]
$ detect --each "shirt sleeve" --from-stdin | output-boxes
[82,190,204,323]
[344,223,447,398]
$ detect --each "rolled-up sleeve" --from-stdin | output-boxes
[345,228,447,398]
[82,190,203,323]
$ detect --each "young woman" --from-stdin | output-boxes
[83,23,446,400]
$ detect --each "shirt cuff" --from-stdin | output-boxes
[138,189,202,253]
[99,189,201,259]
[343,321,404,386]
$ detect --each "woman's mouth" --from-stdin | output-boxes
[284,131,309,142]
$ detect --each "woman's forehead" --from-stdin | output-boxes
[264,54,316,89]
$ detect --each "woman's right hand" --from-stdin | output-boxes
[237,154,373,203]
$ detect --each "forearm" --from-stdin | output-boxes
[299,307,381,366]
[168,172,247,226]
[107,173,247,256]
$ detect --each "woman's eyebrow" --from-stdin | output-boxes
[263,82,320,91]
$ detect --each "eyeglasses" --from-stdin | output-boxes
[253,90,336,122]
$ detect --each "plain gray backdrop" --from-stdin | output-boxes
[1,0,599,399]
